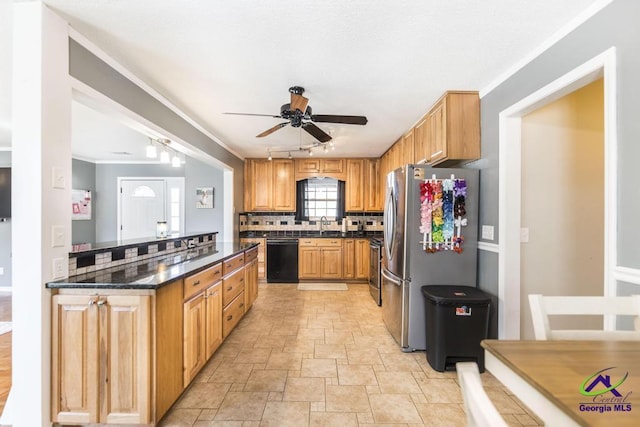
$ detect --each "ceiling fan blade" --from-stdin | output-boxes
[256,122,289,138]
[310,114,368,125]
[224,112,282,118]
[302,122,332,143]
[290,93,309,113]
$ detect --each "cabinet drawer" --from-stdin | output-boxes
[183,263,222,301]
[223,253,245,275]
[222,268,245,307]
[320,239,343,247]
[299,238,343,247]
[245,247,259,263]
[223,292,245,338]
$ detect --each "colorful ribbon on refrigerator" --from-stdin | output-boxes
[419,176,467,253]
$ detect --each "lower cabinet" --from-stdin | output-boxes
[51,246,259,426]
[299,239,343,279]
[51,293,151,425]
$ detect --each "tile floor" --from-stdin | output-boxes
[160,284,542,426]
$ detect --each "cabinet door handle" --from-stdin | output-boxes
[88,297,98,306]
[97,298,107,306]
[240,278,244,282]
[227,315,233,321]
[227,286,233,291]
[239,303,244,309]
[193,280,201,286]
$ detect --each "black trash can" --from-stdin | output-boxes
[421,285,492,372]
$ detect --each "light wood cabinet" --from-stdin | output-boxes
[403,128,415,165]
[244,159,294,211]
[425,91,480,166]
[354,239,370,280]
[183,292,206,385]
[345,159,364,212]
[183,263,224,385]
[244,249,259,310]
[52,294,151,425]
[299,246,321,279]
[221,256,247,338]
[240,238,265,279]
[294,158,346,180]
[298,238,343,279]
[343,238,370,281]
[154,280,184,421]
[364,158,383,212]
[205,283,223,360]
[272,159,296,211]
[413,115,429,164]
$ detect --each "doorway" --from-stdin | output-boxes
[117,177,185,241]
[520,79,604,339]
[498,47,617,339]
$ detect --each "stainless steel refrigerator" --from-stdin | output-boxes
[382,165,478,351]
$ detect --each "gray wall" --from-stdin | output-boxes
[71,158,96,244]
[184,157,224,234]
[0,151,10,287]
[68,39,245,237]
[94,158,222,243]
[477,0,640,317]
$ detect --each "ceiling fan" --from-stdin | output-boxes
[225,86,368,143]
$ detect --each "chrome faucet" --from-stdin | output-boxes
[319,216,328,235]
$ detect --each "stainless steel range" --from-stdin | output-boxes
[369,238,382,306]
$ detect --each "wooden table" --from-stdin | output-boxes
[482,340,640,426]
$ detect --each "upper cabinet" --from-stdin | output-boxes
[244,159,295,212]
[345,159,364,212]
[416,91,480,166]
[295,158,346,180]
[381,90,480,178]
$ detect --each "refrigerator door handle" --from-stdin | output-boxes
[382,267,403,286]
[383,183,396,262]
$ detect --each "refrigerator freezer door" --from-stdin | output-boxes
[383,167,406,278]
[381,266,409,349]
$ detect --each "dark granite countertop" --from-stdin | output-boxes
[240,231,383,239]
[47,241,257,290]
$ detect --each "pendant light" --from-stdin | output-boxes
[160,148,170,164]
[171,152,181,167]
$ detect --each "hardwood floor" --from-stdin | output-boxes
[0,292,11,415]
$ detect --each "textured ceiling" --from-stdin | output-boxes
[2,1,603,161]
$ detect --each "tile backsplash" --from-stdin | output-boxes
[239,212,383,233]
[68,233,217,277]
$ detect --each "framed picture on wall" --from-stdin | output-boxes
[196,187,213,209]
[72,189,92,220]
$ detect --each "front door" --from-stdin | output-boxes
[119,179,166,241]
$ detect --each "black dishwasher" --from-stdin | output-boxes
[266,239,299,283]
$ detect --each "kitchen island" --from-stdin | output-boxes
[47,238,259,425]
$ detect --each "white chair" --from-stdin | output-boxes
[528,294,640,340]
[456,362,508,427]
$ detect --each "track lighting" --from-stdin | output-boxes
[171,153,181,167]
[146,138,157,158]
[160,149,170,163]
[268,151,272,161]
[288,152,292,159]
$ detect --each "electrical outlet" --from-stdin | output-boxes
[0,267,4,276]
[520,227,530,243]
[481,225,494,241]
[52,258,66,279]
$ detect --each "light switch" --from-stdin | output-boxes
[520,227,530,243]
[481,225,494,241]
[52,225,65,247]
[0,267,4,276]
[52,167,65,189]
